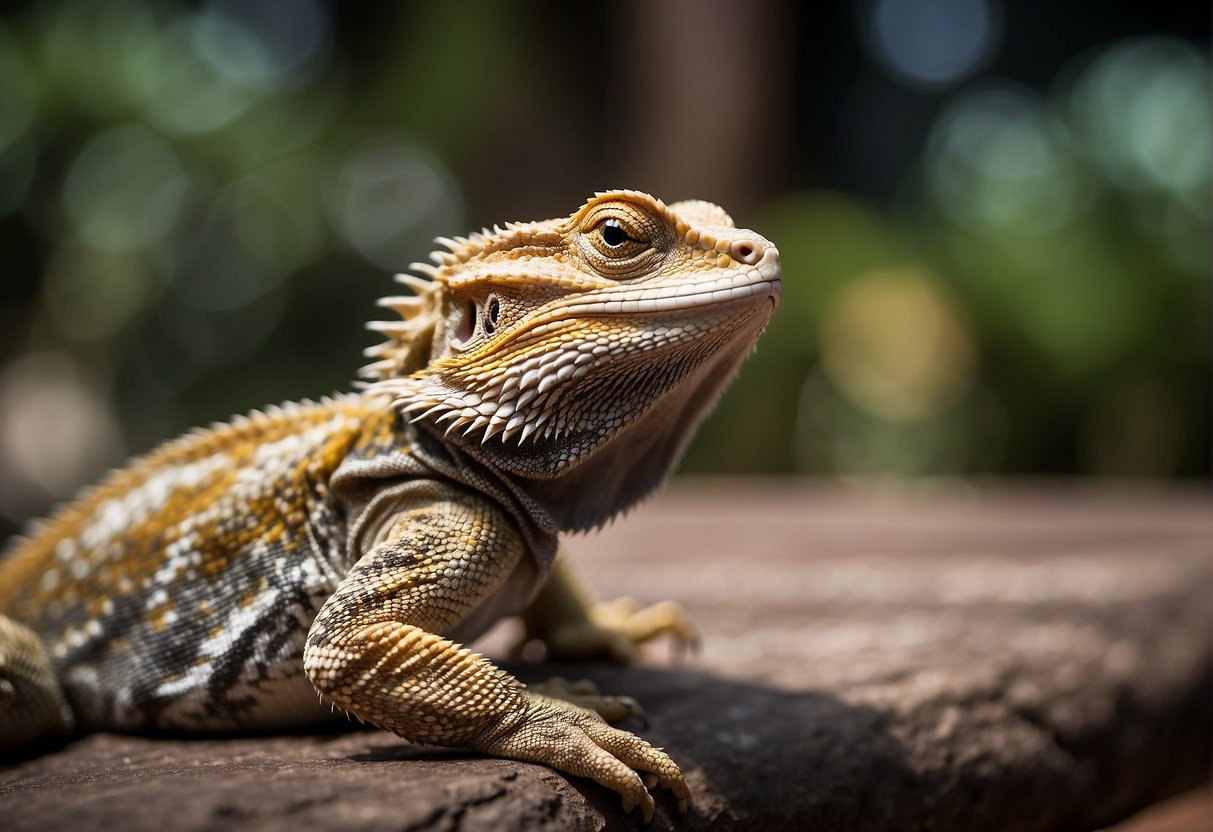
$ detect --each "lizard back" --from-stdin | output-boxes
[0,395,394,731]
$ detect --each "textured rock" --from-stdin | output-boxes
[2,483,1210,831]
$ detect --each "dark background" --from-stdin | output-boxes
[0,0,1208,538]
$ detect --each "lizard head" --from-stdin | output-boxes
[364,190,782,529]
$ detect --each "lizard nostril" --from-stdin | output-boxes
[730,239,762,265]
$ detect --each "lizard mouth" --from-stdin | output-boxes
[553,246,783,320]
[582,245,782,317]
[558,277,781,317]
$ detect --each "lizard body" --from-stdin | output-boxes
[0,190,781,821]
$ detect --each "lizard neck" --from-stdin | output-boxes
[441,309,768,532]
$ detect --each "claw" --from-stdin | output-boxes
[622,792,656,826]
[673,631,703,662]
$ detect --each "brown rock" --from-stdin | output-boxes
[2,483,1210,831]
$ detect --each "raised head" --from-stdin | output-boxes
[364,190,782,528]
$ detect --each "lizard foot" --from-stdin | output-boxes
[477,692,689,824]
[517,598,700,664]
[0,615,74,750]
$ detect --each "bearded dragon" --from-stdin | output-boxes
[0,190,781,822]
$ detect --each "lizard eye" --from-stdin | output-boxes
[590,217,649,259]
[576,200,666,277]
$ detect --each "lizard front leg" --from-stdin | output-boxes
[516,552,699,663]
[302,486,687,822]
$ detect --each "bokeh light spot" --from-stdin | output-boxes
[194,0,330,92]
[0,354,125,521]
[1069,37,1210,194]
[819,268,977,422]
[867,0,1000,90]
[328,139,463,270]
[129,19,253,135]
[927,86,1089,235]
[43,245,158,342]
[63,123,188,252]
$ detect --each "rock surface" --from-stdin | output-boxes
[2,483,1211,831]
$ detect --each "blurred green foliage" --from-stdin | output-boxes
[702,40,1210,479]
[0,1,1207,532]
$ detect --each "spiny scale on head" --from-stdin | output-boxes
[359,267,444,382]
[359,223,532,382]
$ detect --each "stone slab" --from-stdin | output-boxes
[2,482,1210,831]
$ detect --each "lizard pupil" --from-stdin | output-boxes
[601,219,628,248]
[483,295,501,335]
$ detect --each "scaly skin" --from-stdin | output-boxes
[0,190,781,822]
